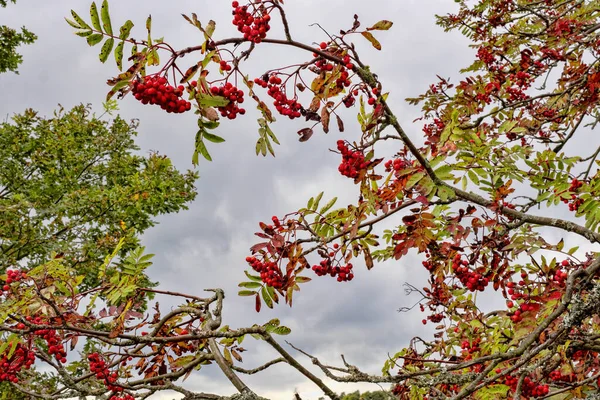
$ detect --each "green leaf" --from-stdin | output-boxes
[193,134,212,164]
[264,318,280,328]
[90,2,102,32]
[261,286,273,309]
[197,93,229,107]
[265,138,275,156]
[434,165,454,180]
[203,132,225,143]
[568,246,579,255]
[318,197,337,215]
[238,281,262,289]
[406,171,426,190]
[223,347,232,365]
[70,10,92,30]
[147,48,160,66]
[367,20,393,30]
[244,271,262,282]
[312,192,324,211]
[361,31,381,50]
[99,37,114,63]
[119,20,134,40]
[86,33,104,46]
[467,170,480,185]
[205,19,216,39]
[238,290,256,296]
[114,40,124,70]
[201,120,220,130]
[65,17,83,29]
[6,335,19,359]
[106,79,130,101]
[74,30,93,37]
[146,15,152,45]
[266,285,279,303]
[100,0,113,35]
[271,326,291,335]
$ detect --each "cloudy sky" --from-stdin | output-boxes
[0,1,525,399]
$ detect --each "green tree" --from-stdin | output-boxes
[0,0,36,74]
[0,104,198,289]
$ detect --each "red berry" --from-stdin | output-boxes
[319,42,327,49]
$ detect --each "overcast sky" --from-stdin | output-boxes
[0,1,545,399]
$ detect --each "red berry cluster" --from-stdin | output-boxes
[452,254,489,292]
[421,312,444,325]
[552,259,569,286]
[336,140,370,179]
[312,259,354,282]
[384,158,411,173]
[219,60,232,72]
[561,178,584,211]
[231,1,271,43]
[460,338,481,360]
[245,257,284,288]
[254,75,303,119]
[132,76,191,114]
[2,269,27,293]
[313,54,353,89]
[210,83,246,119]
[506,280,523,300]
[0,343,35,383]
[25,315,66,363]
[342,93,356,108]
[109,395,134,400]
[367,88,378,106]
[504,276,543,323]
[88,353,124,394]
[37,328,67,363]
[548,370,576,383]
[502,373,549,398]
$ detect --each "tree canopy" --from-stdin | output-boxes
[0,0,36,74]
[0,104,198,289]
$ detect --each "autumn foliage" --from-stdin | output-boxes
[1,0,600,399]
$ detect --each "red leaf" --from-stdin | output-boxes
[297,127,314,142]
[255,293,261,312]
[336,115,345,132]
[250,242,268,252]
